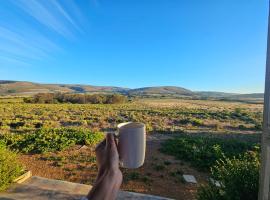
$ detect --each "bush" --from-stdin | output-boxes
[191,118,204,126]
[25,93,128,104]
[238,124,247,130]
[105,94,127,104]
[33,93,55,103]
[197,150,260,200]
[7,89,16,94]
[0,146,23,191]
[254,123,262,131]
[85,94,106,104]
[23,97,34,103]
[1,128,104,153]
[160,135,258,170]
[197,183,223,200]
[126,172,140,181]
[0,140,6,149]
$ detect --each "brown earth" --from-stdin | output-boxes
[19,134,208,200]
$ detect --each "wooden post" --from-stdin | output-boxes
[259,4,270,200]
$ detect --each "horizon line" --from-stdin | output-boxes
[0,79,264,94]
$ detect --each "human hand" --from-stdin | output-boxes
[95,133,121,176]
[87,133,122,200]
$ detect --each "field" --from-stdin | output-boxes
[0,98,263,199]
[0,98,263,134]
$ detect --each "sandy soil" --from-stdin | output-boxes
[19,134,208,200]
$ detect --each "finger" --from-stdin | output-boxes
[114,136,120,154]
[114,138,121,161]
[95,139,106,152]
[106,133,116,150]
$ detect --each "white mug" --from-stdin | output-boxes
[116,122,146,169]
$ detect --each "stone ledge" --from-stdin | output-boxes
[0,176,174,200]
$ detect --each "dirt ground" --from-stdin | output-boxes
[19,134,208,200]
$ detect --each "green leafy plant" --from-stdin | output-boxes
[153,164,165,171]
[126,172,140,181]
[0,146,23,191]
[1,128,104,153]
[160,135,259,170]
[197,150,260,200]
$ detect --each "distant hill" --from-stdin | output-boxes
[0,81,128,95]
[128,86,194,97]
[195,91,237,98]
[228,93,264,99]
[0,80,264,101]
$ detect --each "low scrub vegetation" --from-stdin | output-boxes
[0,128,104,153]
[161,134,260,199]
[197,150,260,200]
[160,134,259,170]
[0,144,23,191]
[0,100,263,136]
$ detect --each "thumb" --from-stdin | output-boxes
[95,139,106,152]
[106,133,116,150]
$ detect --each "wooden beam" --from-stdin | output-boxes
[259,4,270,200]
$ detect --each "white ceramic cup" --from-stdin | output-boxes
[116,122,146,169]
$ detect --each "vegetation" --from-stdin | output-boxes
[23,93,128,104]
[0,99,263,136]
[0,98,263,197]
[0,144,23,191]
[160,132,261,199]
[161,134,259,170]
[0,128,104,153]
[197,150,260,200]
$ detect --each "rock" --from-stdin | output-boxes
[14,171,32,184]
[182,175,197,184]
[209,178,221,187]
[79,145,89,150]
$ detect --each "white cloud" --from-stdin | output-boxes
[0,26,62,61]
[50,0,83,33]
[0,0,86,67]
[12,0,74,39]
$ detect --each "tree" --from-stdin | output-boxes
[106,94,127,104]
[86,94,105,104]
[33,93,54,103]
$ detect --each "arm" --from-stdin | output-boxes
[87,169,122,200]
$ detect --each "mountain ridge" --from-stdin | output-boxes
[0,80,263,99]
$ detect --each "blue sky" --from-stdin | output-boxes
[0,0,268,93]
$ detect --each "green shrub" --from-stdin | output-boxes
[126,172,140,180]
[0,147,23,191]
[191,118,204,126]
[141,176,152,185]
[254,123,262,131]
[0,140,6,150]
[1,128,104,153]
[197,150,260,200]
[197,183,223,200]
[153,164,165,171]
[238,124,248,130]
[179,118,203,126]
[160,135,258,170]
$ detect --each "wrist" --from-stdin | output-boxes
[97,165,122,183]
[87,168,122,200]
[100,168,122,186]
